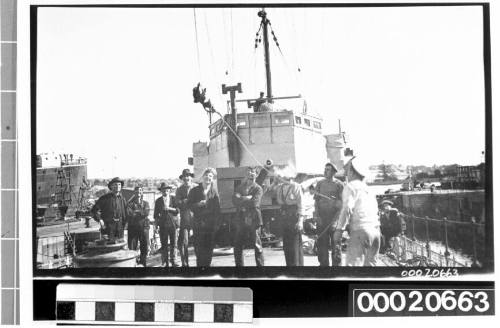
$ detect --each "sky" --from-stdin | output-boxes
[36,5,486,178]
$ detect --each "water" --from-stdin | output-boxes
[369,184,403,196]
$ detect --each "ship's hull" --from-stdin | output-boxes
[36,164,87,217]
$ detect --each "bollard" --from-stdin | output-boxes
[443,217,450,266]
[425,216,431,259]
[471,217,479,267]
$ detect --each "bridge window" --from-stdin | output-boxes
[295,116,302,124]
[313,121,321,129]
[251,115,269,127]
[304,118,311,127]
[273,114,291,126]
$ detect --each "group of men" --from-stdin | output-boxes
[91,168,196,267]
[232,156,404,267]
[92,156,405,268]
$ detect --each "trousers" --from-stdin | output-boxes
[177,227,190,267]
[282,224,303,266]
[158,225,178,266]
[280,205,303,266]
[317,221,342,266]
[128,224,150,266]
[233,221,264,267]
[193,217,216,267]
[104,220,124,240]
[345,227,380,266]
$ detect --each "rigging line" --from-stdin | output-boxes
[286,10,302,92]
[268,21,299,94]
[203,10,218,84]
[253,45,258,94]
[193,8,202,80]
[253,22,263,94]
[221,8,230,78]
[318,9,327,96]
[230,8,235,76]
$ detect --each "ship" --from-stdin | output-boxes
[191,9,353,246]
[36,152,89,223]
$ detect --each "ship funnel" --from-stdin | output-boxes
[325,133,347,172]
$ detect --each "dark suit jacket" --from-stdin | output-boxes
[232,181,263,227]
[127,196,150,229]
[92,192,131,224]
[187,184,220,229]
[154,195,179,228]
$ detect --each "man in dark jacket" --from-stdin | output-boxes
[92,177,130,240]
[379,200,406,253]
[175,169,196,267]
[127,185,151,267]
[232,167,265,266]
[154,183,180,267]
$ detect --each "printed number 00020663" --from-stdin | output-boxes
[355,290,490,315]
[401,268,459,278]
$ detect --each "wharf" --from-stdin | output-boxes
[145,247,396,267]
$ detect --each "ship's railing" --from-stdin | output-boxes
[388,213,484,267]
[389,235,467,267]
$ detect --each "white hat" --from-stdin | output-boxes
[274,165,296,179]
[345,156,370,179]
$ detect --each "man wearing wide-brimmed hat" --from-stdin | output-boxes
[379,199,406,254]
[314,162,344,267]
[334,157,381,266]
[154,182,180,267]
[175,169,196,267]
[91,177,130,240]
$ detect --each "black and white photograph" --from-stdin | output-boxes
[32,3,492,276]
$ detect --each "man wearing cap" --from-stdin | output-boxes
[232,166,266,267]
[175,169,196,267]
[91,177,130,240]
[314,162,344,266]
[379,200,406,254]
[334,157,381,266]
[127,186,151,266]
[154,183,180,267]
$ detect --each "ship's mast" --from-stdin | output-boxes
[258,9,273,102]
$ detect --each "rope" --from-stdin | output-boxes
[221,9,230,77]
[203,10,218,85]
[193,9,202,80]
[230,9,235,75]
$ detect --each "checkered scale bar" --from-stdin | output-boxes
[56,284,252,324]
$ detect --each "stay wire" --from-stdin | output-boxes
[193,8,202,80]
